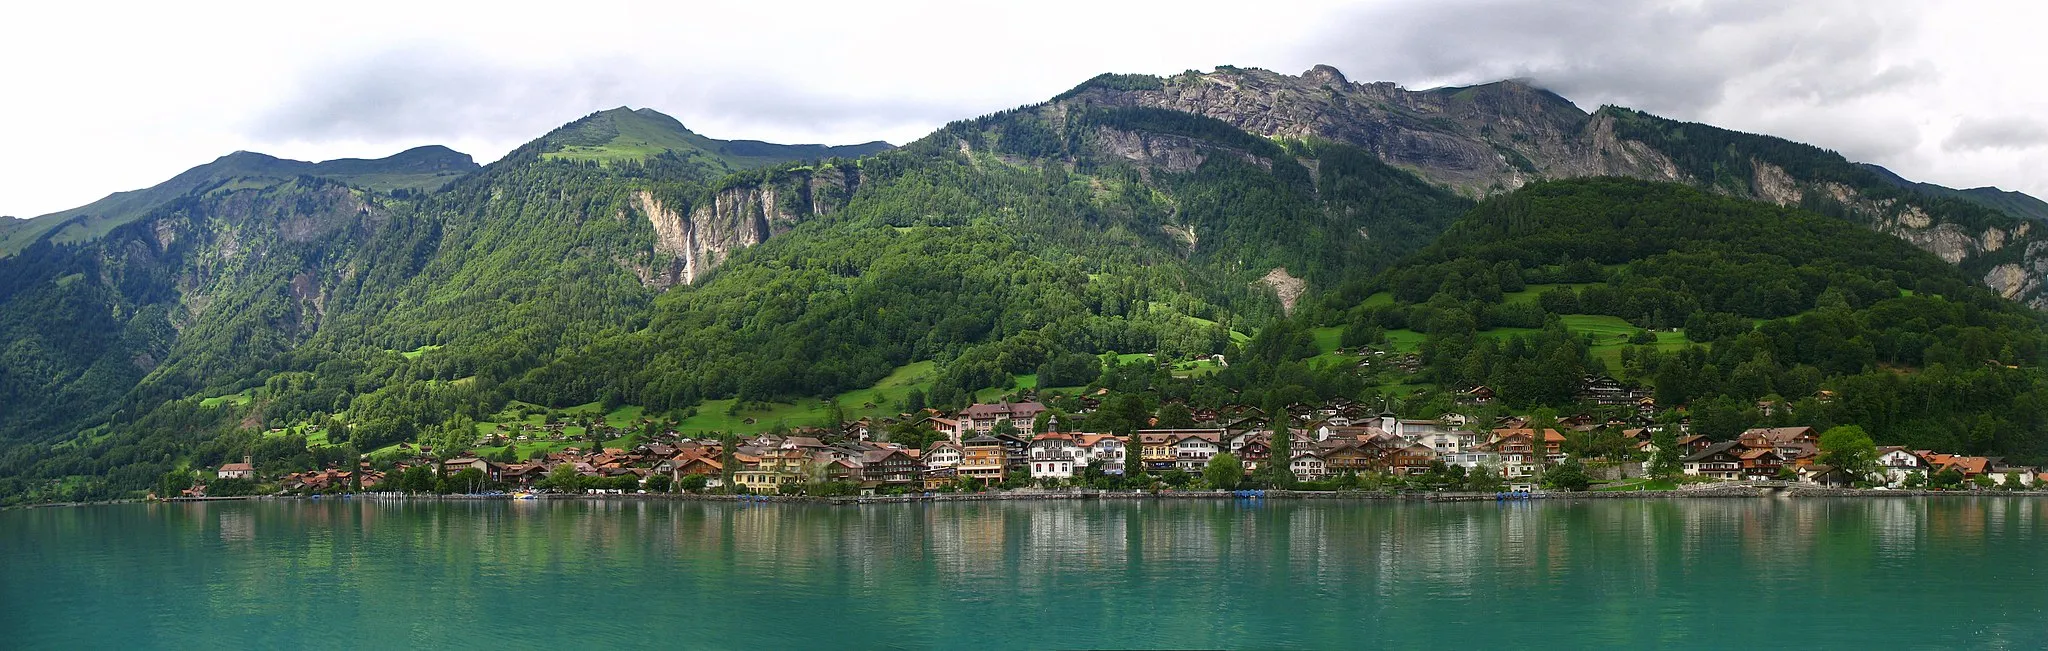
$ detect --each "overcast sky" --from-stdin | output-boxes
[2,0,2043,218]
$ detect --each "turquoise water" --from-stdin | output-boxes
[3,497,2046,649]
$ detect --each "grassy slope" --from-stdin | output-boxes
[1359,315,1694,377]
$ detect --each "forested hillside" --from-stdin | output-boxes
[0,90,1474,503]
[1314,178,2048,457]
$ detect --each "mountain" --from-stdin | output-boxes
[1062,65,2048,309]
[537,107,892,173]
[1,67,2045,505]
[0,146,478,256]
[1863,163,2048,224]
[0,83,1472,503]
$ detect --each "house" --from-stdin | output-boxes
[500,462,551,487]
[214,456,257,481]
[959,435,1008,484]
[1940,455,1993,481]
[1238,439,1271,474]
[1737,447,1787,480]
[1075,434,1126,471]
[440,457,504,483]
[665,455,724,485]
[1165,431,1224,472]
[1445,449,1501,471]
[735,448,810,494]
[1136,429,1227,472]
[1484,429,1564,478]
[1136,432,1179,472]
[1876,447,1928,486]
[1578,375,1647,406]
[1320,442,1374,475]
[922,466,957,490]
[927,417,964,443]
[1386,444,1436,476]
[956,402,1047,437]
[1989,462,2040,487]
[924,441,964,470]
[1682,442,1745,481]
[1028,432,1078,464]
[1739,427,1819,466]
[1463,386,1496,405]
[1290,449,1328,481]
[1029,455,1075,480]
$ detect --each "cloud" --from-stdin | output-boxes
[249,44,981,149]
[1945,116,2048,152]
[1293,0,1938,163]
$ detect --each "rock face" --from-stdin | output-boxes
[1066,66,1682,197]
[1986,242,2048,310]
[1258,268,1306,315]
[1063,65,2048,309]
[633,165,860,287]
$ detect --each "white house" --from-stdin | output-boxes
[1172,433,1222,472]
[923,441,963,470]
[1289,450,1327,480]
[1876,447,1927,486]
[1076,435,1125,473]
[1445,450,1500,471]
[216,456,256,481]
[1029,456,1075,480]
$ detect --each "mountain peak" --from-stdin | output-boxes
[526,106,892,172]
[1302,64,1348,86]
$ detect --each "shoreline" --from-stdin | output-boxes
[15,485,2048,510]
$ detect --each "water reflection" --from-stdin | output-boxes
[4,497,2048,649]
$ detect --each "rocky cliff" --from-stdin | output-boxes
[631,164,860,287]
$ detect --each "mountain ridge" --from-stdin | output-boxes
[0,146,477,256]
[1059,64,2048,309]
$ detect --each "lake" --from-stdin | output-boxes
[3,497,2045,649]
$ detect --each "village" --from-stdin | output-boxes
[178,374,2048,499]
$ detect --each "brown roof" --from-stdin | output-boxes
[1489,428,1565,443]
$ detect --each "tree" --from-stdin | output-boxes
[677,474,709,493]
[827,401,848,438]
[1156,402,1197,429]
[1204,453,1243,489]
[439,468,487,494]
[1468,464,1506,492]
[540,464,585,493]
[155,469,197,498]
[645,474,673,493]
[1260,394,1297,488]
[718,432,738,490]
[1691,396,1751,441]
[1648,426,1682,479]
[1902,470,1926,488]
[1931,468,1965,489]
[400,466,438,494]
[1541,457,1591,491]
[886,421,945,450]
[1090,394,1150,435]
[1817,425,1878,483]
